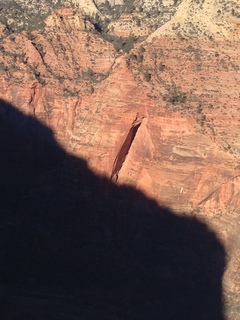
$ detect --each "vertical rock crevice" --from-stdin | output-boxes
[111,114,144,182]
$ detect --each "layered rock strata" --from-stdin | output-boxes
[0,0,240,318]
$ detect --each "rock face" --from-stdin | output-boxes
[0,0,240,318]
[95,0,124,5]
[0,0,60,32]
[148,0,240,41]
[0,99,227,319]
[74,0,99,15]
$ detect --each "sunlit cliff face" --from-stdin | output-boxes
[0,0,240,318]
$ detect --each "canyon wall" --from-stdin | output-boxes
[0,1,240,318]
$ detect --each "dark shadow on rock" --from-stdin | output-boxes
[0,99,225,319]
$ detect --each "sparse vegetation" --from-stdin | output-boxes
[84,12,137,53]
[143,70,151,82]
[0,0,62,34]
[164,86,187,105]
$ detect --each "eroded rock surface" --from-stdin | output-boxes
[0,0,240,318]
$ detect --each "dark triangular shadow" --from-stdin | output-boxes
[0,99,225,319]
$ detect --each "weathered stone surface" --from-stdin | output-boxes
[0,6,116,146]
[148,0,240,41]
[0,0,240,318]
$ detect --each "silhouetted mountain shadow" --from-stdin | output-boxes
[0,99,225,319]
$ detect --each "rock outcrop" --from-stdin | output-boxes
[148,0,240,41]
[0,0,240,318]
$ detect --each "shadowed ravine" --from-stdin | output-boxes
[0,99,225,319]
[111,119,142,181]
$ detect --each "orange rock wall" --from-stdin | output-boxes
[0,7,240,315]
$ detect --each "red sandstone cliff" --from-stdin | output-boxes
[0,1,240,317]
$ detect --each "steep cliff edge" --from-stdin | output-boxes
[0,0,240,318]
